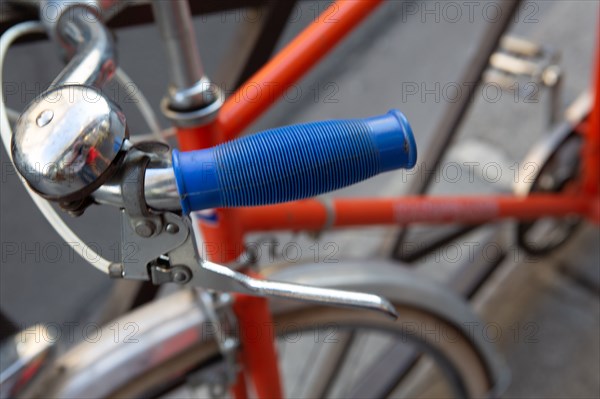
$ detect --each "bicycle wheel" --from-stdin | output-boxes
[111,263,505,399]
[113,305,486,399]
[516,131,583,256]
[22,261,507,399]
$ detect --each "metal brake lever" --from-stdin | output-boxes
[201,261,398,318]
[114,211,397,319]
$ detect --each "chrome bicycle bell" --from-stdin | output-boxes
[12,85,128,203]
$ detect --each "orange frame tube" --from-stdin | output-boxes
[237,195,592,235]
[173,2,600,397]
[175,1,386,398]
[582,25,600,222]
[215,0,385,143]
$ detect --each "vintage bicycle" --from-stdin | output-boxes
[0,0,597,398]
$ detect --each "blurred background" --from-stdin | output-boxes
[1,1,599,397]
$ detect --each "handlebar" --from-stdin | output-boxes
[172,110,416,214]
[11,2,418,216]
[4,0,414,316]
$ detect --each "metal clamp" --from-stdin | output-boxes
[113,208,397,318]
[120,150,162,238]
[108,141,397,318]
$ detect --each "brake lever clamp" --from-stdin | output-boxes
[112,207,397,318]
[109,143,397,318]
[119,142,172,238]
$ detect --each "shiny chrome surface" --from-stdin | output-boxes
[115,208,398,316]
[160,220,399,318]
[151,0,205,103]
[0,325,54,398]
[91,181,122,206]
[42,3,117,88]
[12,85,127,200]
[21,261,508,398]
[10,1,123,201]
[93,166,181,210]
[160,80,224,127]
[112,207,398,317]
[198,261,399,319]
[151,0,224,125]
[143,166,181,210]
[19,290,215,399]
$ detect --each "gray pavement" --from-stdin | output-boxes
[1,1,599,397]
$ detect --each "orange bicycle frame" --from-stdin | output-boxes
[174,1,600,397]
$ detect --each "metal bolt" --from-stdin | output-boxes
[172,269,191,284]
[134,220,155,237]
[165,223,179,234]
[108,263,124,278]
[36,109,54,127]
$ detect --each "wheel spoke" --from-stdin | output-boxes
[347,341,420,398]
[303,330,357,399]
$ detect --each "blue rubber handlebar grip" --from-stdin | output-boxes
[172,110,416,214]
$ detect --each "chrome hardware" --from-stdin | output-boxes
[10,0,398,324]
[114,210,398,318]
[194,260,398,318]
[118,211,189,280]
[42,3,117,89]
[39,1,124,37]
[160,79,225,127]
[92,144,182,212]
[12,85,128,202]
[151,0,224,126]
[118,145,170,238]
[11,0,122,208]
[0,325,54,398]
[92,167,181,211]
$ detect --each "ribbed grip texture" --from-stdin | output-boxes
[172,110,416,213]
[214,120,380,207]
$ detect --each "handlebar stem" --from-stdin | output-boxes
[151,0,224,127]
